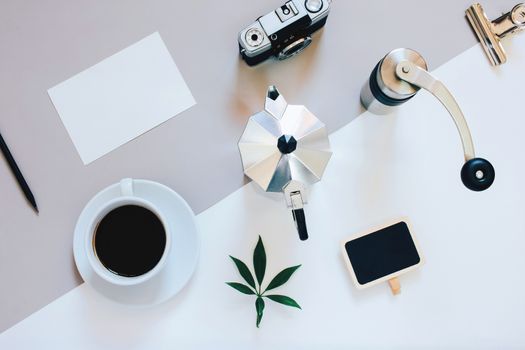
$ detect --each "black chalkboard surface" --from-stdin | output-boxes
[343,221,422,287]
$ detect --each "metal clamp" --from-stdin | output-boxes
[466,3,525,66]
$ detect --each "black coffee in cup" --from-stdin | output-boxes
[93,205,166,277]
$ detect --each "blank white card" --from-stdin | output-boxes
[48,32,195,164]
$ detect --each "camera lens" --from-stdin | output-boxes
[278,37,312,60]
[284,43,306,56]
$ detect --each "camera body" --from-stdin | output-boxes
[238,0,331,66]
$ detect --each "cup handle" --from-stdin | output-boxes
[120,178,134,196]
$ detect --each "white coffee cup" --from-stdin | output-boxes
[84,178,172,286]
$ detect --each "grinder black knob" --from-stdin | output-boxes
[461,158,495,191]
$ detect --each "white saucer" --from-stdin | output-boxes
[73,179,200,306]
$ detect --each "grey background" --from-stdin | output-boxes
[0,0,516,333]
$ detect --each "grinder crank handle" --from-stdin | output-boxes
[395,60,495,191]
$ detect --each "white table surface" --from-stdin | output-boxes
[1,35,524,349]
[1,0,519,333]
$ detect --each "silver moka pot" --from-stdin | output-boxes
[238,86,332,241]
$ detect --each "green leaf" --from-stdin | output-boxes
[229,256,256,289]
[226,282,256,295]
[265,295,302,309]
[264,265,301,292]
[253,236,266,287]
[255,297,265,328]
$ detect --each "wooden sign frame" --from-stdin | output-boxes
[341,218,425,294]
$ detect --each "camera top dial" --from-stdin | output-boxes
[305,0,324,13]
[245,28,265,47]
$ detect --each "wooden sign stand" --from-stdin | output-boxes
[388,277,401,296]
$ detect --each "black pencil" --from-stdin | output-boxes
[0,132,38,213]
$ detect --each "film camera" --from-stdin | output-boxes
[238,0,331,66]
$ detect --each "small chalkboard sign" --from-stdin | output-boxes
[342,219,424,295]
